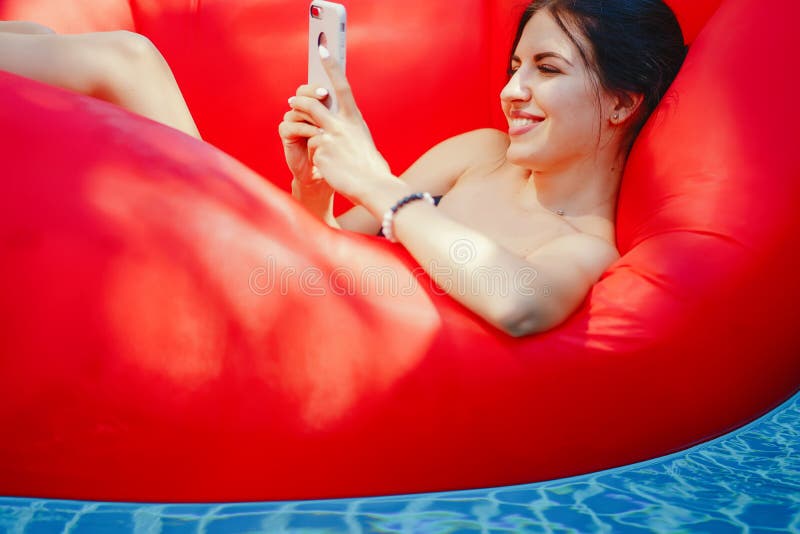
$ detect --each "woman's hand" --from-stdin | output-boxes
[287,46,406,217]
[279,83,340,225]
[278,83,330,187]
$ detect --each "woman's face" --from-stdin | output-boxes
[501,10,615,171]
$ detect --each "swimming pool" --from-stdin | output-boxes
[1,390,798,532]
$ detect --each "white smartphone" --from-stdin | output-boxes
[308,1,347,112]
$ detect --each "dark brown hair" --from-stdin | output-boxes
[511,0,687,152]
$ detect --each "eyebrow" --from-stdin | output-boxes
[511,52,574,67]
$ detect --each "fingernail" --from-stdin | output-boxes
[318,44,330,59]
[288,96,295,106]
[315,87,328,98]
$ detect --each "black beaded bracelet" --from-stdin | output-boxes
[381,192,435,242]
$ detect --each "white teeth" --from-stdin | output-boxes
[510,118,538,128]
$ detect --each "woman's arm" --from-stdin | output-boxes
[292,50,619,336]
[335,128,506,235]
[387,198,619,335]
[318,166,618,335]
[334,173,619,335]
[281,80,503,234]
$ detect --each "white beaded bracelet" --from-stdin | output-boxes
[381,192,435,243]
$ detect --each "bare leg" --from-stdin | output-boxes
[0,28,201,139]
[0,21,56,34]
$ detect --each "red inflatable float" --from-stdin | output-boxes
[0,0,798,502]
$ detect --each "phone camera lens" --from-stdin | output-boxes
[310,5,323,18]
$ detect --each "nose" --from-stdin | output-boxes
[500,70,531,105]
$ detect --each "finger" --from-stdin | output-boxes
[283,108,320,127]
[306,132,323,151]
[295,84,330,101]
[288,95,335,130]
[318,44,359,117]
[306,131,332,156]
[278,120,321,142]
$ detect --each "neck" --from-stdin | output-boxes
[520,149,625,219]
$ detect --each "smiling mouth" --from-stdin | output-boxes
[508,117,542,135]
[510,118,538,128]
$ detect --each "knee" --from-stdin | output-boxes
[96,30,171,92]
[106,31,165,67]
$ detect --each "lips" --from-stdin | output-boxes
[507,110,544,136]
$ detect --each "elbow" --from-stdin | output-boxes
[492,301,547,338]
[499,318,540,338]
[493,300,567,338]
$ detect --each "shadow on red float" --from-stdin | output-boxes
[0,0,798,502]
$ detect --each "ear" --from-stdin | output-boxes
[610,92,644,125]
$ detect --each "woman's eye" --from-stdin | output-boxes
[537,64,560,74]
[507,66,520,77]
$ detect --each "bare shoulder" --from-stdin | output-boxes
[449,128,509,164]
[455,127,509,146]
[425,128,508,167]
[428,128,509,189]
[400,128,509,194]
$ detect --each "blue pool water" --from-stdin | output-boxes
[1,390,798,533]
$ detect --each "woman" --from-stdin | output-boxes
[0,0,686,336]
[281,0,686,335]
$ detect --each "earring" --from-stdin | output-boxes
[612,112,619,121]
